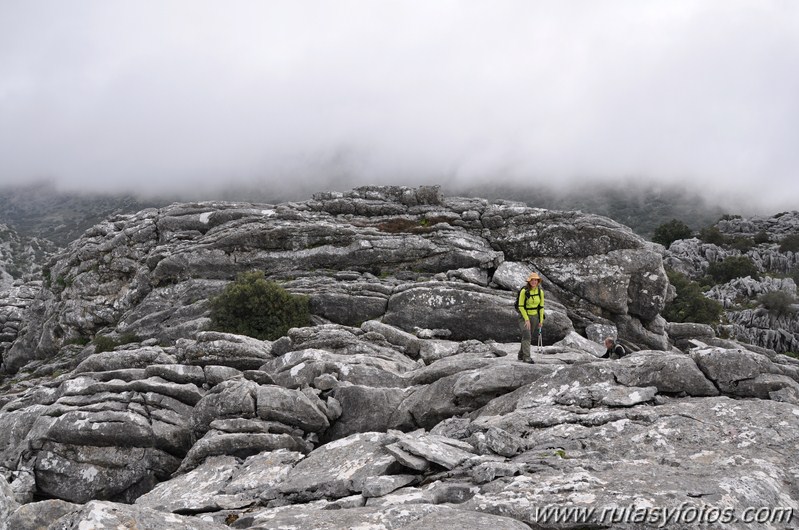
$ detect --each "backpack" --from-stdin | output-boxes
[515,287,543,316]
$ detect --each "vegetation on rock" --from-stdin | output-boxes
[210,270,310,340]
[759,290,797,316]
[662,270,724,325]
[652,219,693,248]
[706,256,760,284]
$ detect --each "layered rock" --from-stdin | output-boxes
[2,187,797,529]
[2,318,799,528]
[4,186,671,373]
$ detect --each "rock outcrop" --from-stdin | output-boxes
[2,323,799,529]
[1,187,797,529]
[3,185,671,373]
[664,211,799,353]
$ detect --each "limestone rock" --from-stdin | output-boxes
[52,500,228,529]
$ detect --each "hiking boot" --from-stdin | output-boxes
[520,357,533,364]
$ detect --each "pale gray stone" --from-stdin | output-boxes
[53,500,229,530]
[5,499,79,530]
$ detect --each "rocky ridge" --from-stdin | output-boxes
[0,186,798,529]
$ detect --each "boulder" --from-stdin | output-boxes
[51,500,228,530]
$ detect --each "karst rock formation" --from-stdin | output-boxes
[1,186,797,529]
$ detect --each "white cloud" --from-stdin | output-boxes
[1,0,797,211]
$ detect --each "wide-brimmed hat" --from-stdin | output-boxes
[526,272,542,282]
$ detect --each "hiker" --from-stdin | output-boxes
[516,272,545,363]
[603,337,627,359]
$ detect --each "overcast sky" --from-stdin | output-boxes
[1,1,798,210]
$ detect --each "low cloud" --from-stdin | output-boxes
[1,1,797,211]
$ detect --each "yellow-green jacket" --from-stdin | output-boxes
[517,286,545,323]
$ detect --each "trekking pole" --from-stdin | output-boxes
[537,328,543,354]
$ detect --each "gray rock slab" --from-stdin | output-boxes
[613,351,719,396]
[230,503,453,530]
[137,450,302,513]
[34,441,181,503]
[175,432,310,475]
[394,433,476,470]
[176,332,273,370]
[401,509,531,530]
[53,500,229,529]
[262,347,413,389]
[6,499,80,530]
[146,363,206,385]
[361,474,419,498]
[0,475,19,530]
[136,456,241,512]
[74,347,176,373]
[277,432,400,501]
[323,385,412,442]
[255,384,329,432]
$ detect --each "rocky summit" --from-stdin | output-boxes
[0,185,798,529]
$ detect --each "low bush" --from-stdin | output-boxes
[93,336,118,353]
[209,270,310,340]
[706,256,760,283]
[779,233,799,253]
[698,226,726,246]
[728,236,754,253]
[754,231,771,245]
[662,270,724,325]
[759,290,797,316]
[652,219,693,248]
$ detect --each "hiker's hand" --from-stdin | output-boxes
[524,320,531,330]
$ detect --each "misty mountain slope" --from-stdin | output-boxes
[456,181,729,239]
[0,223,55,288]
[0,182,168,247]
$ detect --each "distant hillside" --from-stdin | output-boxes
[451,181,729,238]
[0,182,168,247]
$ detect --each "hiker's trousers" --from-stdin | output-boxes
[518,315,541,360]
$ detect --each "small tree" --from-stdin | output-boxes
[706,256,760,283]
[698,226,726,246]
[779,234,799,253]
[652,219,693,248]
[209,271,310,340]
[759,290,797,316]
[728,236,754,253]
[662,270,724,324]
[753,231,771,245]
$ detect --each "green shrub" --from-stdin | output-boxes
[753,231,771,245]
[65,336,91,346]
[728,236,754,253]
[779,234,799,253]
[91,333,140,353]
[93,335,118,353]
[706,256,760,283]
[662,270,724,325]
[759,290,797,316]
[652,219,693,248]
[790,266,799,286]
[209,270,310,340]
[698,226,726,246]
